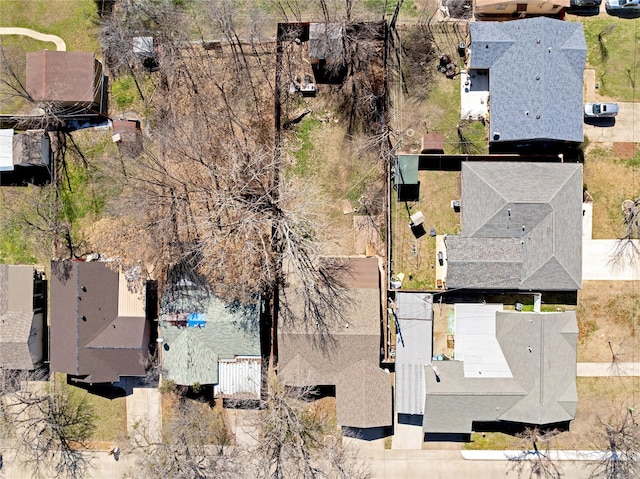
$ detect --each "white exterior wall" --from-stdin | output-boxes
[214,356,261,399]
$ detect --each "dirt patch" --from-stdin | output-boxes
[556,377,640,449]
[613,142,639,159]
[577,281,640,362]
[583,143,638,239]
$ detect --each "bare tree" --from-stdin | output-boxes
[609,198,640,271]
[128,398,242,479]
[507,427,562,479]
[249,372,370,479]
[3,376,97,479]
[588,406,640,479]
[95,2,361,367]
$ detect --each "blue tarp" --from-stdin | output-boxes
[187,313,206,328]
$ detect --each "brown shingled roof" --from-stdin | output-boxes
[50,261,153,384]
[278,256,392,429]
[26,51,101,106]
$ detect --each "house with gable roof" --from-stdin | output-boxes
[278,256,392,432]
[468,17,586,152]
[26,50,107,115]
[444,161,583,292]
[424,309,578,435]
[50,260,157,384]
[0,265,47,371]
[159,265,261,399]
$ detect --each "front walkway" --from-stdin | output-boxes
[0,27,66,51]
[126,388,162,444]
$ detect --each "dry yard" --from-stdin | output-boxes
[391,170,459,289]
[584,143,639,240]
[577,281,640,362]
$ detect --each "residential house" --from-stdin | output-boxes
[278,257,393,432]
[424,307,578,435]
[474,0,569,20]
[159,270,261,399]
[0,265,47,370]
[444,162,583,291]
[50,260,156,384]
[468,17,586,151]
[26,50,106,114]
[0,129,51,186]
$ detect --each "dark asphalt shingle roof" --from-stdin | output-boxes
[278,257,393,429]
[0,265,42,370]
[470,17,586,143]
[445,162,582,291]
[50,261,150,383]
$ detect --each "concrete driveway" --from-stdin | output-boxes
[583,102,640,143]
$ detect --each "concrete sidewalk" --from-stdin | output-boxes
[126,387,162,444]
[0,27,66,51]
[577,362,640,377]
[582,239,640,281]
[584,69,596,103]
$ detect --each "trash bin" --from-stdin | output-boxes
[458,42,466,57]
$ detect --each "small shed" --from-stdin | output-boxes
[395,154,420,202]
[309,23,344,62]
[0,129,51,186]
[309,23,346,84]
[112,119,143,157]
[421,134,445,154]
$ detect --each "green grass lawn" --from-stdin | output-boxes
[0,0,99,52]
[391,170,460,289]
[570,15,640,102]
[56,375,127,443]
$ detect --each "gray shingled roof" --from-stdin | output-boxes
[0,265,42,370]
[470,17,586,143]
[160,292,260,386]
[278,257,393,429]
[445,162,582,291]
[423,311,578,434]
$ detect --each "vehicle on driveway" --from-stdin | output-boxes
[605,0,640,13]
[584,102,619,118]
[571,0,601,7]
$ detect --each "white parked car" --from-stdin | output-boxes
[605,0,640,12]
[584,102,619,118]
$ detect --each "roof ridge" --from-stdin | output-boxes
[465,164,508,237]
